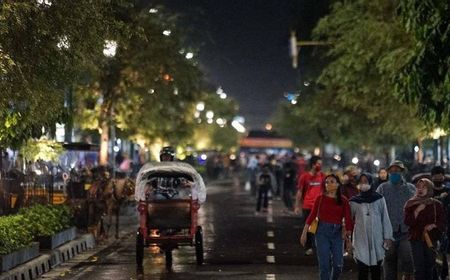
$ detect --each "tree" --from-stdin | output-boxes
[0,1,115,149]
[276,0,427,153]
[396,0,450,129]
[73,5,203,164]
[190,89,240,152]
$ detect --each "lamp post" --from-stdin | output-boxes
[290,31,330,69]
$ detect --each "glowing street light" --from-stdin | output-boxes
[103,40,117,57]
[185,52,194,59]
[57,36,70,50]
[352,157,359,164]
[206,110,214,119]
[220,93,227,99]
[373,159,380,167]
[231,120,246,133]
[163,30,172,36]
[149,8,158,13]
[196,102,205,111]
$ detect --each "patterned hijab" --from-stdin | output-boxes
[404,178,435,209]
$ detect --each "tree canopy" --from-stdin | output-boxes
[396,0,450,129]
[275,0,428,153]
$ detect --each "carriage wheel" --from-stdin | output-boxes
[136,229,144,269]
[165,249,173,270]
[195,226,204,265]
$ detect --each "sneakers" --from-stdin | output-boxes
[305,248,314,256]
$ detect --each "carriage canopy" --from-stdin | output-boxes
[135,162,206,203]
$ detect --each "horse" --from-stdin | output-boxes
[102,177,135,238]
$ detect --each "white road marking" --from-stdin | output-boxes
[266,274,276,280]
[267,242,275,250]
[266,255,275,263]
[267,231,274,237]
[267,215,273,223]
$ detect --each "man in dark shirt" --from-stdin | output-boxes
[282,155,298,213]
[431,165,450,279]
[255,164,275,213]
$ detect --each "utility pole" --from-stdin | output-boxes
[290,30,330,69]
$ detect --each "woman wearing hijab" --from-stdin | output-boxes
[404,178,446,279]
[350,173,393,280]
[300,174,353,280]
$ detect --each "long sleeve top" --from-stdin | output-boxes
[404,200,446,242]
[306,194,353,231]
[350,198,393,266]
[376,181,415,236]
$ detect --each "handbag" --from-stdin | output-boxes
[308,196,323,234]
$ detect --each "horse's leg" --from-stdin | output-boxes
[115,203,120,239]
[105,201,113,239]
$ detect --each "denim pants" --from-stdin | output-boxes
[315,222,344,280]
[410,240,437,280]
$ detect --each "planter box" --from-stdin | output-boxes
[0,242,39,272]
[37,227,76,250]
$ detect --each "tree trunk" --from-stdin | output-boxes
[99,118,109,166]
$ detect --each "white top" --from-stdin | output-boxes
[134,162,206,203]
[350,198,393,266]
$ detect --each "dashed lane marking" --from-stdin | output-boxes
[266,274,276,280]
[266,255,275,263]
[267,242,275,250]
[267,231,274,237]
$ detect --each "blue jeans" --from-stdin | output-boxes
[315,222,344,280]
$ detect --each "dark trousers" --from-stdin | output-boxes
[357,260,382,280]
[256,185,269,211]
[282,183,295,210]
[302,208,314,250]
[410,240,437,280]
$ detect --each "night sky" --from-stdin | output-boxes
[162,1,329,129]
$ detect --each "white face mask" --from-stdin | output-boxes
[358,184,371,192]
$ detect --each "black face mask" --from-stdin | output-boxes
[433,180,444,188]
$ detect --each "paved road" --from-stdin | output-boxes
[40,177,358,280]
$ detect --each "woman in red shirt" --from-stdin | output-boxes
[300,174,353,280]
[404,178,446,279]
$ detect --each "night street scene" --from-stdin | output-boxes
[0,0,449,280]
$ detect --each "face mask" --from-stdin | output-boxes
[358,184,371,192]
[389,173,402,185]
[325,183,338,192]
[432,180,444,188]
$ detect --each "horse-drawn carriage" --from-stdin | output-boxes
[135,162,206,270]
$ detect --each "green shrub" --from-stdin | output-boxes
[0,215,33,255]
[0,204,72,255]
[20,204,72,237]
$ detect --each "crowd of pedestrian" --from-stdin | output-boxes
[244,153,450,280]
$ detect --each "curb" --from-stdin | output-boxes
[0,234,95,280]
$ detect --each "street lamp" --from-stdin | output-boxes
[289,31,330,69]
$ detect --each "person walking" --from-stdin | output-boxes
[342,165,360,200]
[430,165,450,279]
[255,164,275,214]
[404,178,447,280]
[295,156,325,255]
[282,155,298,213]
[350,173,393,280]
[376,160,415,280]
[300,174,353,280]
[374,167,388,189]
